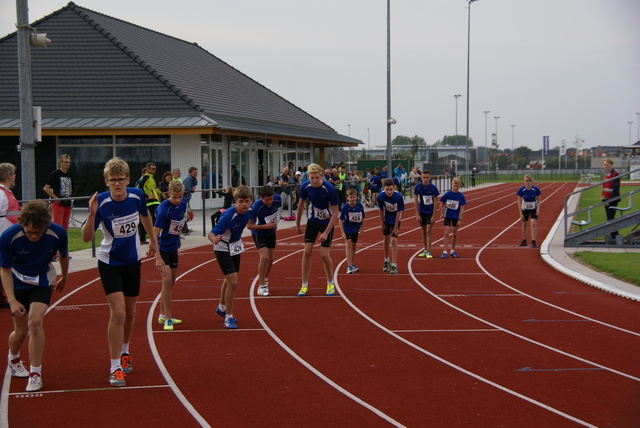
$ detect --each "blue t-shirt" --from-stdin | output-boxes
[369,175,381,191]
[340,202,365,234]
[299,180,339,226]
[377,191,405,224]
[211,207,255,254]
[91,187,149,266]
[517,186,542,211]
[414,182,440,214]
[0,222,68,290]
[251,194,282,236]
[440,191,466,219]
[154,197,187,252]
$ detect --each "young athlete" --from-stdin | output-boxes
[368,170,381,207]
[438,177,466,259]
[516,174,542,248]
[340,188,365,274]
[153,180,187,331]
[248,185,282,296]
[82,157,158,387]
[209,186,257,329]
[1,200,68,392]
[295,163,340,296]
[413,170,440,259]
[377,178,404,275]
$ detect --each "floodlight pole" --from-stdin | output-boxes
[16,0,37,200]
[465,0,478,179]
[386,0,393,176]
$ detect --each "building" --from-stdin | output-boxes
[0,2,359,208]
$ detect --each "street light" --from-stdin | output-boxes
[483,111,490,162]
[465,0,479,178]
[511,124,516,167]
[628,121,634,146]
[454,94,461,169]
[386,0,393,177]
[636,112,640,142]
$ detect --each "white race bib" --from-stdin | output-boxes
[265,211,279,224]
[111,212,139,238]
[522,201,536,210]
[229,239,245,256]
[169,219,185,235]
[445,200,459,210]
[313,207,330,220]
[384,201,398,212]
[347,211,363,223]
[422,195,433,206]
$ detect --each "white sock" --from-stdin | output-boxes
[158,313,165,319]
[30,365,41,375]
[302,282,308,287]
[121,343,130,355]
[219,304,226,312]
[225,314,234,320]
[264,278,269,285]
[110,359,121,373]
[8,353,20,362]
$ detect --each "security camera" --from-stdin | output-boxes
[387,117,397,125]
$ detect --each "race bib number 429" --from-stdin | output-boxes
[111,212,139,238]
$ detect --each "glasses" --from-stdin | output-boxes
[24,229,45,237]
[107,178,128,184]
[60,161,71,164]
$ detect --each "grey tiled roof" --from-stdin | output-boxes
[0,2,360,146]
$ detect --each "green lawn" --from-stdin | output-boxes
[572,252,640,287]
[572,185,640,237]
[67,228,103,252]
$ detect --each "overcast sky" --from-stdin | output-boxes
[2,0,639,152]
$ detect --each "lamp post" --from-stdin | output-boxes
[348,123,351,169]
[465,0,479,178]
[494,116,500,169]
[454,94,461,169]
[511,124,516,168]
[636,112,640,142]
[628,121,634,146]
[386,0,394,177]
[483,110,490,163]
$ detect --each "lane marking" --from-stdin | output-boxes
[8,384,171,395]
[515,367,606,373]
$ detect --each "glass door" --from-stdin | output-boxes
[267,150,282,184]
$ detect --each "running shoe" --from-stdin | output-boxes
[224,317,238,329]
[425,251,433,259]
[530,242,537,249]
[121,353,133,374]
[519,240,527,247]
[164,318,174,331]
[450,251,460,258]
[390,265,398,275]
[26,373,42,392]
[8,359,29,378]
[325,284,336,296]
[109,369,126,387]
[383,260,391,272]
[418,250,428,258]
[440,252,447,259]
[346,266,354,274]
[158,316,182,325]
[215,307,226,318]
[257,285,270,296]
[351,265,359,272]
[297,285,308,296]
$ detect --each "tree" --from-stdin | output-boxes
[441,135,473,147]
[358,148,374,161]
[392,135,412,146]
[410,135,426,163]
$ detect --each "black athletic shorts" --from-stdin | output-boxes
[443,218,460,227]
[98,260,142,297]
[13,286,53,314]
[304,220,334,248]
[252,233,276,249]
[160,250,179,269]
[382,221,401,237]
[344,232,359,243]
[419,212,434,227]
[215,251,241,275]
[522,210,538,221]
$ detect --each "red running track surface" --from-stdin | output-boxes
[1,182,639,427]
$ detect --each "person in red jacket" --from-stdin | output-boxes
[601,158,621,241]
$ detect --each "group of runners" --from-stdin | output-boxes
[3,158,546,392]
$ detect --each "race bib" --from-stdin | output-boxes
[313,207,330,220]
[265,211,279,224]
[445,200,459,210]
[169,219,184,235]
[111,212,139,238]
[347,211,363,223]
[384,201,398,212]
[229,240,245,256]
[522,201,536,210]
[422,195,433,206]
[12,269,39,285]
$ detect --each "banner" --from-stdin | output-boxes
[560,138,566,155]
[543,136,549,155]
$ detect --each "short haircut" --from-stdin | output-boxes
[18,200,51,229]
[260,185,275,197]
[524,174,534,182]
[188,166,197,173]
[0,162,16,181]
[307,163,323,175]
[168,180,184,193]
[59,154,71,162]
[146,162,156,169]
[422,170,430,175]
[383,178,394,187]
[234,185,253,200]
[452,177,462,187]
[104,157,130,178]
[603,158,613,165]
[346,188,358,197]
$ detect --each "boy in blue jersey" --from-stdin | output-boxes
[248,185,282,297]
[438,177,466,259]
[368,170,381,207]
[377,178,404,275]
[413,170,440,259]
[295,163,340,296]
[516,174,542,248]
[340,188,365,274]
[209,186,272,329]
[1,200,68,392]
[153,180,187,331]
[82,157,158,387]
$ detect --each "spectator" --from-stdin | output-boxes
[43,154,74,231]
[182,167,198,235]
[0,163,21,308]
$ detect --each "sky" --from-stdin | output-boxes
[1,0,639,153]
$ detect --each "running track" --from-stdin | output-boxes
[1,182,639,427]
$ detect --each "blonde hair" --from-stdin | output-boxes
[452,177,463,187]
[168,180,184,193]
[603,158,613,166]
[234,185,253,200]
[524,174,534,182]
[103,157,129,178]
[307,163,323,175]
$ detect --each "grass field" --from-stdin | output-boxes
[572,252,640,287]
[571,185,640,237]
[67,228,103,252]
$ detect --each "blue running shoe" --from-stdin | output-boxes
[215,307,226,318]
[440,252,447,259]
[224,317,237,329]
[450,251,460,258]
